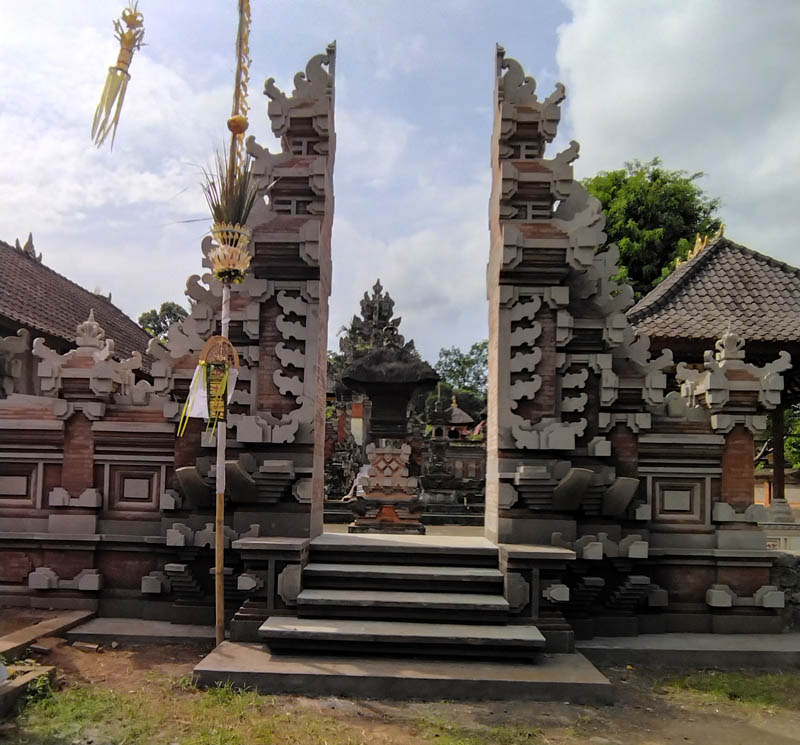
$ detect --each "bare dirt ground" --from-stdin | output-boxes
[3,609,799,744]
[7,639,797,745]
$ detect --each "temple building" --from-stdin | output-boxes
[0,43,797,698]
[629,234,800,547]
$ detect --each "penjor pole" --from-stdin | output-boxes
[201,0,255,647]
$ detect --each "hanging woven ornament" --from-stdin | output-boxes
[177,336,240,438]
[91,3,145,149]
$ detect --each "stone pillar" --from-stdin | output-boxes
[720,425,756,511]
[484,46,669,545]
[62,414,94,497]
[154,45,337,539]
[772,406,785,502]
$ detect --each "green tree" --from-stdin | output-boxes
[584,158,722,299]
[435,340,488,397]
[138,301,188,342]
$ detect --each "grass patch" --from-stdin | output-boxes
[11,680,374,745]
[10,678,552,745]
[664,670,800,710]
[415,714,541,745]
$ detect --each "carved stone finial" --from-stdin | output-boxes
[76,309,106,349]
[715,328,745,363]
[14,232,42,262]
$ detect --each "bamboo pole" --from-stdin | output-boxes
[215,282,231,646]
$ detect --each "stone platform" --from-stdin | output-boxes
[578,632,800,669]
[65,617,215,645]
[194,642,613,703]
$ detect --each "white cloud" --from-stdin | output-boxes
[556,0,800,264]
[335,107,416,190]
[331,170,490,362]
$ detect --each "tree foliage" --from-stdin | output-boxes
[422,382,485,423]
[138,302,188,342]
[435,340,488,397]
[584,158,722,299]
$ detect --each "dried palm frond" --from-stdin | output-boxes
[201,148,259,228]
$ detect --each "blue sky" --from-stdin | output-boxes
[1,1,798,362]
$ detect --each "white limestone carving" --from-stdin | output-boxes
[678,330,791,413]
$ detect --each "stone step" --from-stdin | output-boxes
[296,588,509,623]
[260,616,545,660]
[309,533,499,567]
[303,563,504,593]
[195,641,615,704]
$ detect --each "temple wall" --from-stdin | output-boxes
[0,45,336,627]
[484,45,790,636]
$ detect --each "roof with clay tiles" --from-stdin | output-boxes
[628,236,800,343]
[0,240,153,364]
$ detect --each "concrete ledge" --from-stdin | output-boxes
[65,618,215,645]
[577,633,800,669]
[311,532,498,555]
[194,642,614,704]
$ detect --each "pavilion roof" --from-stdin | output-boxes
[628,236,800,344]
[0,240,153,366]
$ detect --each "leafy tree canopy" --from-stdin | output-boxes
[435,340,488,397]
[584,157,722,299]
[138,301,188,342]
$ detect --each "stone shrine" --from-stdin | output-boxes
[341,340,439,533]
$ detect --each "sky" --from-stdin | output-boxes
[1,1,798,363]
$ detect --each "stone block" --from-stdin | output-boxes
[647,584,669,607]
[277,565,302,606]
[141,571,171,594]
[74,569,103,591]
[194,523,235,549]
[552,468,593,511]
[716,529,767,550]
[47,514,97,534]
[754,585,785,609]
[292,478,313,504]
[542,583,569,602]
[28,567,59,589]
[619,534,648,559]
[75,488,102,507]
[706,584,735,608]
[744,504,769,523]
[141,575,162,594]
[575,537,602,561]
[663,489,692,512]
[166,522,194,547]
[160,489,181,510]
[602,477,639,517]
[498,482,518,509]
[634,503,652,520]
[48,487,70,507]
[237,572,263,592]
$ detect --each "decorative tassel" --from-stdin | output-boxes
[92,3,145,149]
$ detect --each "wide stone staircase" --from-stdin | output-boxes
[259,534,546,661]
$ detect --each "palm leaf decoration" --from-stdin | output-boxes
[201,148,259,284]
